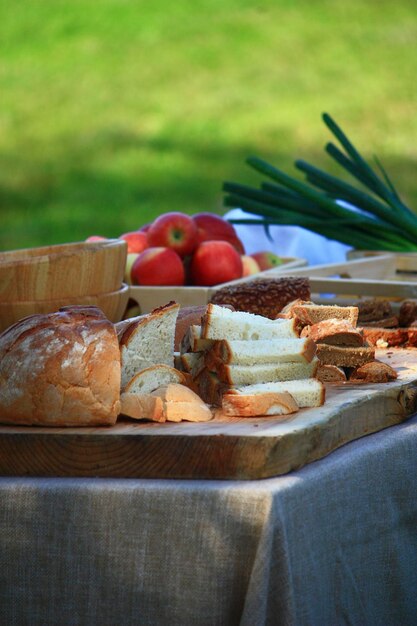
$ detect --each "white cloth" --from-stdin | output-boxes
[224,208,352,266]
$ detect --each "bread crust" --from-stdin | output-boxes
[348,360,398,383]
[0,305,121,426]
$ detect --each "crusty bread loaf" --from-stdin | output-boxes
[209,277,311,319]
[121,384,212,422]
[118,301,179,389]
[124,364,186,395]
[348,360,397,383]
[300,318,364,346]
[0,305,121,426]
[315,343,375,367]
[200,303,298,340]
[222,390,299,417]
[207,358,319,386]
[210,337,317,365]
[223,378,325,409]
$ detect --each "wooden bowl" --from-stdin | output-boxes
[0,239,127,302]
[0,284,129,333]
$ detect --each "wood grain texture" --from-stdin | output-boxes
[0,349,416,480]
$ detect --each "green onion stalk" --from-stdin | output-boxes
[223,113,417,252]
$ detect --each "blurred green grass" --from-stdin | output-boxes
[1,0,416,250]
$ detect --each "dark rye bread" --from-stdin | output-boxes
[0,305,121,426]
[210,277,310,319]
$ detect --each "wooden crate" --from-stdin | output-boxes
[270,254,417,302]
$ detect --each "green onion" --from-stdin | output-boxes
[223,113,417,252]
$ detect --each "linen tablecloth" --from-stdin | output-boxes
[1,415,416,626]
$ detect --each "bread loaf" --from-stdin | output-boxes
[209,277,311,319]
[361,327,408,348]
[0,306,121,426]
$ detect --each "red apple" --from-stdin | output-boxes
[192,212,238,244]
[250,251,282,271]
[86,235,107,242]
[119,230,148,254]
[241,255,261,277]
[147,212,198,257]
[131,247,185,286]
[223,234,246,255]
[190,241,243,286]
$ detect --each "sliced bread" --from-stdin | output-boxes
[209,358,319,386]
[222,390,299,417]
[118,301,180,389]
[347,360,397,383]
[300,318,364,346]
[180,325,214,354]
[289,303,359,327]
[223,378,325,408]
[200,303,298,340]
[210,337,317,365]
[121,383,213,422]
[315,343,375,367]
[316,363,347,383]
[124,364,186,395]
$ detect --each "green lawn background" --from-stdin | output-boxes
[1,0,416,251]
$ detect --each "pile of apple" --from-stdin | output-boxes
[88,212,282,287]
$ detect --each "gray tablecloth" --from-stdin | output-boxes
[1,415,417,626]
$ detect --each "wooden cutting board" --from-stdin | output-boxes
[1,349,417,480]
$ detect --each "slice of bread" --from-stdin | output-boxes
[200,303,298,340]
[120,392,165,422]
[222,390,299,417]
[223,378,325,409]
[209,358,319,386]
[210,337,317,365]
[361,327,408,348]
[178,351,206,377]
[151,384,213,422]
[289,303,359,327]
[315,343,375,367]
[347,360,397,383]
[118,301,180,389]
[316,363,347,383]
[121,383,213,422]
[300,318,364,346]
[179,325,214,354]
[124,364,186,395]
